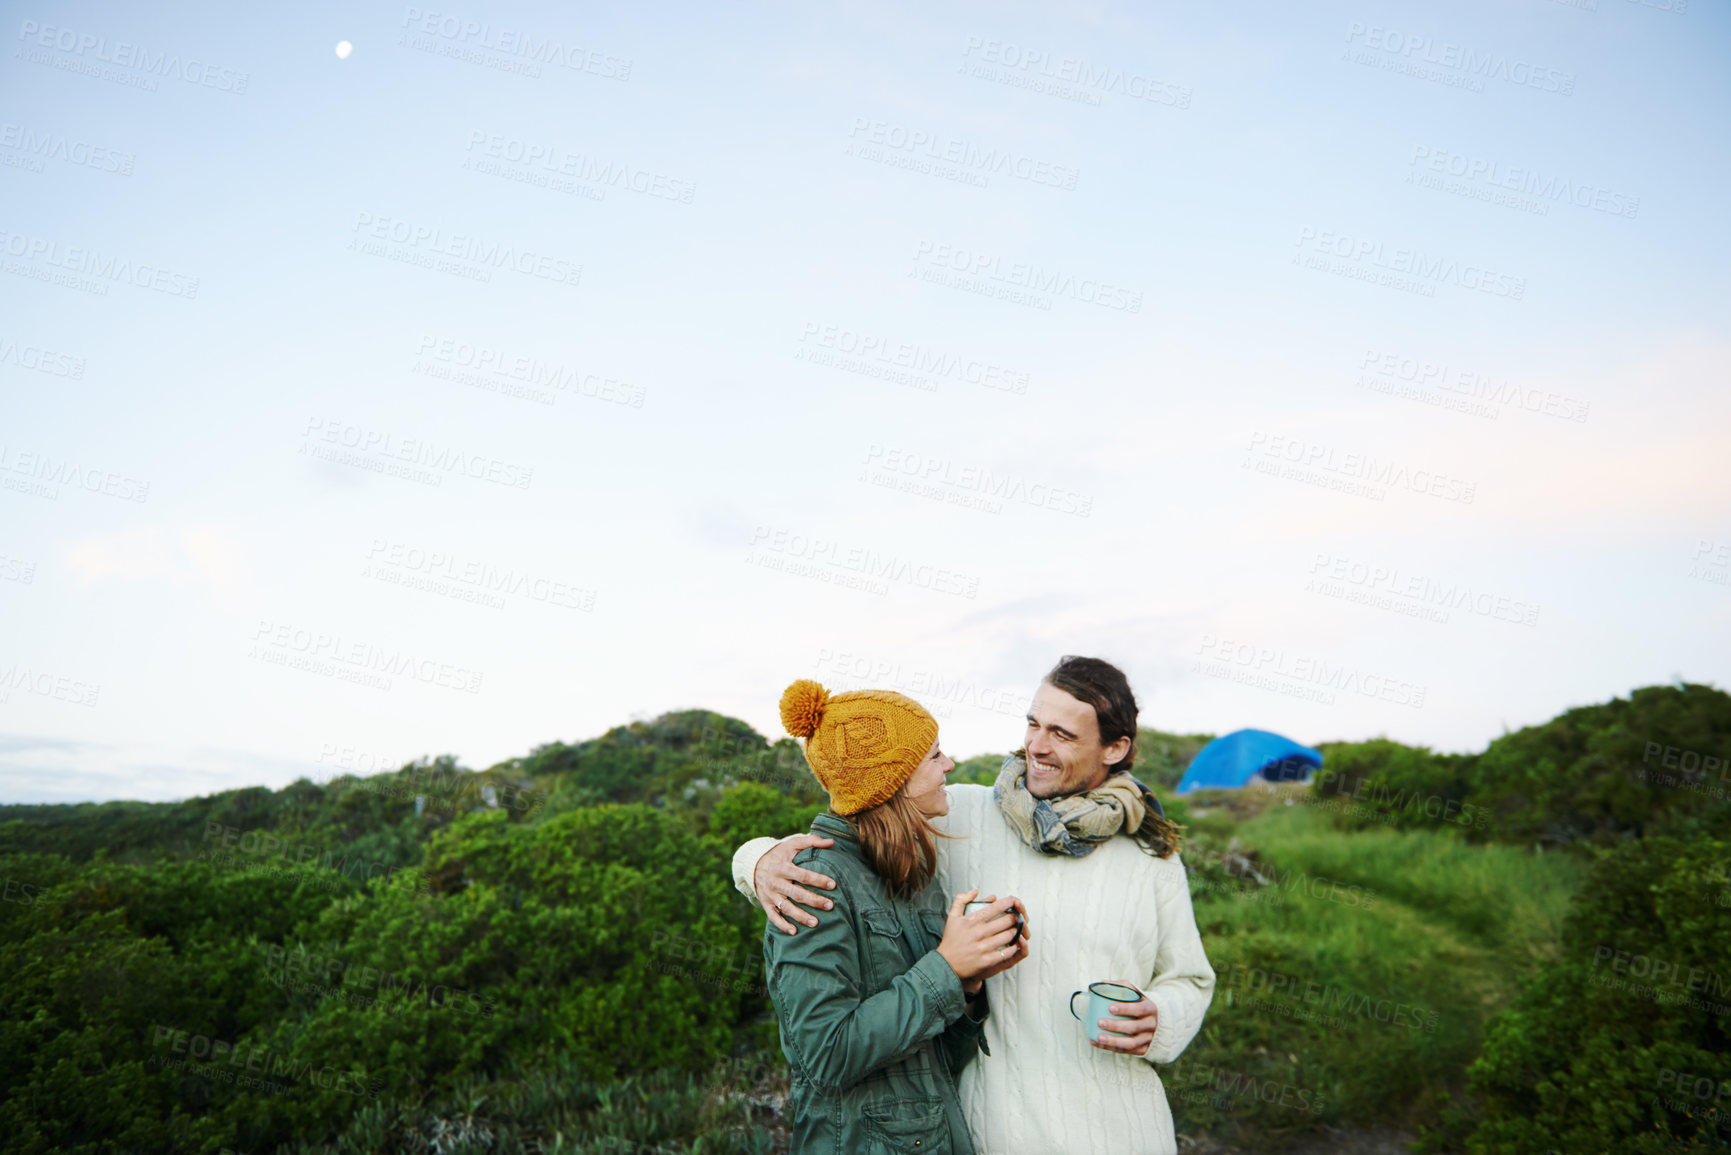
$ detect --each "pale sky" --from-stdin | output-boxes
[3,0,1727,803]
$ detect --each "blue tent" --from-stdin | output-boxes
[1176,729,1323,794]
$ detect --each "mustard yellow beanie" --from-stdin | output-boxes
[779,679,938,815]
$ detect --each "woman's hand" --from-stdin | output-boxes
[972,896,1029,984]
[936,890,1028,982]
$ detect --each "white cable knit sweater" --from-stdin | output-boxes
[732,783,1216,1155]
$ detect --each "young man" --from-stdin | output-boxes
[733,656,1215,1155]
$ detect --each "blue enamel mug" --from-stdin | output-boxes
[1069,980,1141,1042]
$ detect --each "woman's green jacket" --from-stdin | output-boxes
[763,812,990,1155]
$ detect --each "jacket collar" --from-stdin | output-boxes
[810,811,858,843]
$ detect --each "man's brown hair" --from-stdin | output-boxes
[848,788,952,899]
[1042,654,1182,859]
[1044,655,1141,773]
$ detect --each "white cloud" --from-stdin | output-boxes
[59,525,250,594]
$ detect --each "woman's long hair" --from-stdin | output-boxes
[848,788,953,900]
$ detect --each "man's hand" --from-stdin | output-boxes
[1092,992,1158,1056]
[755,834,837,935]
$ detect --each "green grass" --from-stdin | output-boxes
[1229,802,1586,959]
[1169,801,1589,1150]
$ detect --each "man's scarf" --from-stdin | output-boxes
[993,754,1181,859]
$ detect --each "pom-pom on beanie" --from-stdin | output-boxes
[778,679,939,815]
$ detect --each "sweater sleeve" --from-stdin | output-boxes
[1140,852,1216,1065]
[765,859,967,1096]
[731,837,780,907]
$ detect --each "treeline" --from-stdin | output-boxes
[1305,681,1731,847]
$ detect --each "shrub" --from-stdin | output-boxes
[1423,835,1731,1153]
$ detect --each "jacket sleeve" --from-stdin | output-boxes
[765,861,968,1096]
[731,837,780,907]
[1140,852,1217,1065]
[935,982,990,1077]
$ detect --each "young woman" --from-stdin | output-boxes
[764,679,1029,1155]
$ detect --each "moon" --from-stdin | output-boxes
[335,40,353,60]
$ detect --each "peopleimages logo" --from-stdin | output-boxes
[0,443,150,503]
[813,648,1029,720]
[1641,741,1729,782]
[16,19,250,93]
[364,537,597,612]
[1308,767,1490,830]
[348,212,582,288]
[1356,348,1589,423]
[1343,22,1575,96]
[249,618,485,695]
[0,663,101,708]
[862,444,1092,517]
[845,117,1080,191]
[261,943,498,1016]
[1195,633,1427,709]
[910,240,1143,313]
[1244,430,1477,505]
[1222,964,1440,1032]
[1294,227,1525,301]
[150,1025,379,1097]
[414,335,646,408]
[0,123,135,175]
[1307,552,1539,628]
[0,335,85,379]
[1589,946,1730,1011]
[399,7,632,80]
[300,418,535,490]
[0,227,200,299]
[959,36,1192,109]
[463,131,695,204]
[746,525,980,599]
[0,553,37,585]
[796,321,1029,396]
[1408,146,1638,220]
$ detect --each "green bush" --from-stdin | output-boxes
[1307,738,1481,835]
[0,797,773,1153]
[1424,835,1731,1153]
[1467,683,1731,847]
[1307,684,1731,850]
[212,805,765,1150]
[0,855,353,1155]
[707,783,825,848]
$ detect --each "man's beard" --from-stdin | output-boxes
[1026,753,1080,799]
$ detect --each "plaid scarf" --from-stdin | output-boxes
[992,754,1181,859]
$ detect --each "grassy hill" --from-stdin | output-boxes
[0,685,1726,1154]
